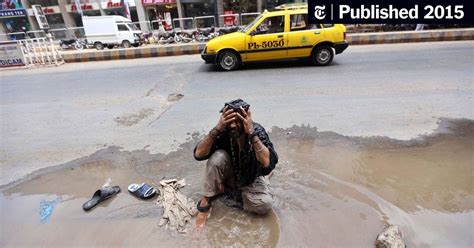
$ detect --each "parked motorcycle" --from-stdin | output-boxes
[175,30,196,43]
[218,26,239,36]
[195,27,217,42]
[142,32,152,44]
[156,30,176,44]
[60,38,86,50]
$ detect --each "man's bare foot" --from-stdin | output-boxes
[195,197,211,231]
[195,210,211,231]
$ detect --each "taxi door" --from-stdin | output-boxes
[244,15,288,61]
[286,14,324,58]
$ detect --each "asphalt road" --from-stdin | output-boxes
[1,41,473,185]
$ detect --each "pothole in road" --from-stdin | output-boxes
[168,93,184,102]
[114,108,155,127]
[1,118,472,247]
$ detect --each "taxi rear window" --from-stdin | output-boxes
[290,14,322,31]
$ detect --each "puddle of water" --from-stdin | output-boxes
[0,141,279,247]
[1,118,472,247]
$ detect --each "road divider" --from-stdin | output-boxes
[61,28,474,63]
[349,28,474,45]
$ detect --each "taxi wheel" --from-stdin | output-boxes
[311,46,334,66]
[217,50,240,71]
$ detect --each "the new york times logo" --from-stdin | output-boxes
[308,0,473,24]
[314,5,326,20]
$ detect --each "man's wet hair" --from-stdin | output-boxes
[220,99,250,113]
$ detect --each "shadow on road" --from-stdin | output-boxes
[199,59,342,73]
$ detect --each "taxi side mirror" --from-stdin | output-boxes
[250,30,256,36]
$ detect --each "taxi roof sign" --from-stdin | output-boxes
[274,3,308,10]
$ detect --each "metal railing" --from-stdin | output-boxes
[68,27,85,38]
[151,20,169,31]
[0,33,10,41]
[19,37,64,67]
[49,28,69,40]
[240,12,260,26]
[219,14,239,27]
[173,17,195,31]
[26,30,47,39]
[131,21,151,32]
[195,16,216,29]
[2,32,28,41]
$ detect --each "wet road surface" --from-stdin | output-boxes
[1,41,473,247]
[1,119,472,247]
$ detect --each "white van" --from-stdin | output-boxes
[83,16,142,50]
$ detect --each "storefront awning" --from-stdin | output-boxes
[179,0,213,4]
[142,0,177,5]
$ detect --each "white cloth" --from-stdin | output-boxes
[156,178,197,233]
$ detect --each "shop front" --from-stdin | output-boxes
[28,0,67,29]
[65,1,100,27]
[101,0,138,22]
[143,0,177,30]
[26,5,64,29]
[0,0,30,39]
[180,0,215,18]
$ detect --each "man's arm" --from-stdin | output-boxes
[250,135,271,167]
[194,128,220,160]
[194,107,236,160]
[236,107,275,168]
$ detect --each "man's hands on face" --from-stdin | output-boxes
[216,106,237,132]
[236,107,253,135]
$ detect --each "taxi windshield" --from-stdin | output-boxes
[241,14,263,32]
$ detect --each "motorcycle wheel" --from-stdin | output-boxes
[74,42,84,50]
[197,35,204,43]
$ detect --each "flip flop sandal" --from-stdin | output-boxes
[82,186,121,211]
[197,200,212,212]
[128,183,156,199]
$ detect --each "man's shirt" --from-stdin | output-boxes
[194,122,278,187]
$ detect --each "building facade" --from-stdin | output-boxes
[0,0,304,39]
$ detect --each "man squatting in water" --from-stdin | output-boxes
[193,99,278,228]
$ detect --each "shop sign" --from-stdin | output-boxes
[101,0,122,9]
[42,6,60,14]
[154,0,176,3]
[66,3,100,12]
[32,5,49,29]
[224,10,236,26]
[0,9,26,17]
[142,0,176,5]
[0,41,25,68]
[27,6,60,16]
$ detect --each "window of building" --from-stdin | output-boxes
[28,0,59,6]
[254,15,284,35]
[46,14,65,29]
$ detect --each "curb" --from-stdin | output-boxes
[61,28,474,63]
[348,28,474,45]
[61,43,205,63]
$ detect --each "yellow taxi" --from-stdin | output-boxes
[201,3,349,71]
